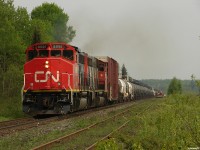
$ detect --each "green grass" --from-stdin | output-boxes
[1,95,199,149]
[0,96,26,121]
[0,99,150,150]
[97,94,200,149]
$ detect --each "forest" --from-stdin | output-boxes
[0,1,75,98]
[0,0,75,119]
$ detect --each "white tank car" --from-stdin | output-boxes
[126,82,134,100]
[118,79,128,100]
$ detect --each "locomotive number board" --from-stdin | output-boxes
[52,44,63,49]
[37,45,47,49]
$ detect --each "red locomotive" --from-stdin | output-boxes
[154,89,165,98]
[22,42,119,115]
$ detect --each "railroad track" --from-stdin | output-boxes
[32,102,153,150]
[0,116,61,136]
[86,104,154,150]
[0,100,136,137]
[0,117,33,128]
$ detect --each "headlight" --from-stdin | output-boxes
[45,64,49,68]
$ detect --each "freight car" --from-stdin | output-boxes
[118,78,154,101]
[22,42,154,116]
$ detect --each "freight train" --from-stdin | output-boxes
[22,42,156,116]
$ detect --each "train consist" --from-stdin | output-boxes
[22,42,158,116]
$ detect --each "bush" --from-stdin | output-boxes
[167,77,182,95]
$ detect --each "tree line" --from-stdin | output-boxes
[122,63,200,95]
[0,0,76,97]
[142,78,200,95]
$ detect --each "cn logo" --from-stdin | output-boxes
[35,71,59,83]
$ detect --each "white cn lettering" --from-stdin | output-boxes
[35,71,59,83]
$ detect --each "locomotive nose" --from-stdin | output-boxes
[36,59,60,90]
[25,58,61,90]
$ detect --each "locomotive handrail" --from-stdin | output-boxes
[62,73,73,105]
[24,73,33,85]
[22,73,33,101]
[23,73,33,90]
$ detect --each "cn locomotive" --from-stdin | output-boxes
[22,42,155,116]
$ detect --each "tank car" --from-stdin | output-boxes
[130,79,154,99]
[118,79,134,101]
[118,79,128,100]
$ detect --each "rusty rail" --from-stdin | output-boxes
[32,107,134,150]
[85,104,154,150]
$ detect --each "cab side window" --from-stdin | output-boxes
[98,64,104,71]
[63,50,73,60]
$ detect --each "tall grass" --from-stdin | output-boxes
[0,96,25,121]
[97,95,200,149]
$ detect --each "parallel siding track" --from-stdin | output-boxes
[32,102,153,150]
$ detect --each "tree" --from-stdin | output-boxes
[167,77,182,95]
[121,64,127,79]
[191,74,196,91]
[191,74,200,95]
[32,27,41,44]
[0,0,28,96]
[14,7,31,46]
[30,19,54,43]
[31,3,76,43]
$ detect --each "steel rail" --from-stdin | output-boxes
[32,105,135,150]
[0,117,33,127]
[85,104,154,150]
[0,100,136,137]
[0,116,61,136]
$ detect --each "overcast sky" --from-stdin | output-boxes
[14,0,200,80]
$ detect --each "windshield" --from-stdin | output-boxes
[51,50,61,57]
[39,50,49,57]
